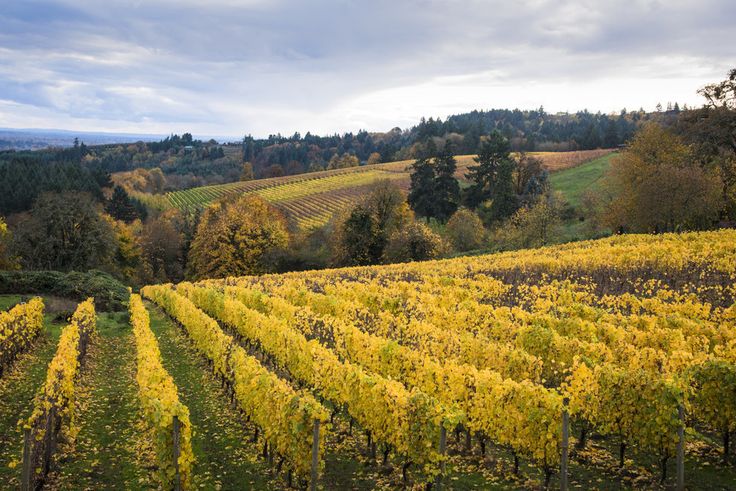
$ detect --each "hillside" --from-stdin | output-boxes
[3,230,735,489]
[166,149,614,229]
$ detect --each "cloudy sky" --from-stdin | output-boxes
[0,0,733,139]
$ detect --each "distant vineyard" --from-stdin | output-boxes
[166,149,615,229]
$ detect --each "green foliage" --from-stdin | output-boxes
[336,205,381,266]
[445,208,486,252]
[549,153,615,210]
[0,157,106,215]
[464,131,518,221]
[106,185,143,223]
[433,143,461,221]
[187,194,289,279]
[0,218,17,270]
[332,180,412,266]
[407,156,436,219]
[408,142,460,222]
[13,192,117,272]
[383,221,445,263]
[0,270,129,311]
[492,194,562,250]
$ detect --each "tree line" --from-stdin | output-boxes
[0,69,732,284]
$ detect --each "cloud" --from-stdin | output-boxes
[0,0,732,138]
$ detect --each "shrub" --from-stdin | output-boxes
[445,208,486,252]
[0,269,129,311]
[383,221,445,263]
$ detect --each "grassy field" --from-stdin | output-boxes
[550,152,616,242]
[165,149,615,229]
[550,152,616,209]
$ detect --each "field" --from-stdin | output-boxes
[550,152,616,209]
[165,149,614,229]
[5,230,735,489]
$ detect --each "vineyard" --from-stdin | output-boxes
[165,149,614,229]
[1,229,734,489]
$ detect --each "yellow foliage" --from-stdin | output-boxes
[141,285,328,479]
[0,297,44,367]
[130,294,194,488]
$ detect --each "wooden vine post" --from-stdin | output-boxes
[21,427,32,491]
[173,415,182,491]
[310,419,320,491]
[561,397,569,491]
[435,425,448,490]
[677,405,685,491]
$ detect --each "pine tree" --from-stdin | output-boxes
[106,185,139,223]
[408,156,436,219]
[463,131,519,221]
[432,142,460,221]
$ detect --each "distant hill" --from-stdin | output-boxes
[0,128,165,151]
[163,149,614,229]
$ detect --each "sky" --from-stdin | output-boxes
[0,0,733,139]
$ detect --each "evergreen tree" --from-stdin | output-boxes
[604,120,619,148]
[432,142,460,221]
[339,205,382,265]
[106,185,139,223]
[408,156,436,219]
[464,131,515,212]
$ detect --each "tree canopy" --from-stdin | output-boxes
[603,124,722,233]
[188,194,289,279]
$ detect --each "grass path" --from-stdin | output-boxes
[0,300,64,487]
[146,302,278,489]
[550,152,615,210]
[46,312,153,490]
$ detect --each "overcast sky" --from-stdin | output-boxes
[0,0,733,139]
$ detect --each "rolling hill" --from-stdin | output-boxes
[165,149,615,229]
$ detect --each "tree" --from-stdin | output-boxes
[140,210,186,283]
[332,180,411,266]
[493,194,562,250]
[366,152,382,165]
[676,68,736,220]
[327,153,359,169]
[241,162,255,181]
[334,205,382,266]
[106,185,140,223]
[187,195,289,279]
[407,156,436,219]
[0,217,18,270]
[698,68,736,109]
[464,131,518,220]
[13,192,117,271]
[445,208,486,252]
[383,221,445,263]
[602,124,722,233]
[513,153,548,205]
[432,142,461,221]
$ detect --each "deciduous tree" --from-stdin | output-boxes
[603,124,722,232]
[13,192,117,271]
[187,195,289,279]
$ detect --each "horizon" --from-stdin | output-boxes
[1,1,733,137]
[0,104,686,144]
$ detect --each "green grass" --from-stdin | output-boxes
[550,152,616,210]
[146,302,278,489]
[47,310,154,489]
